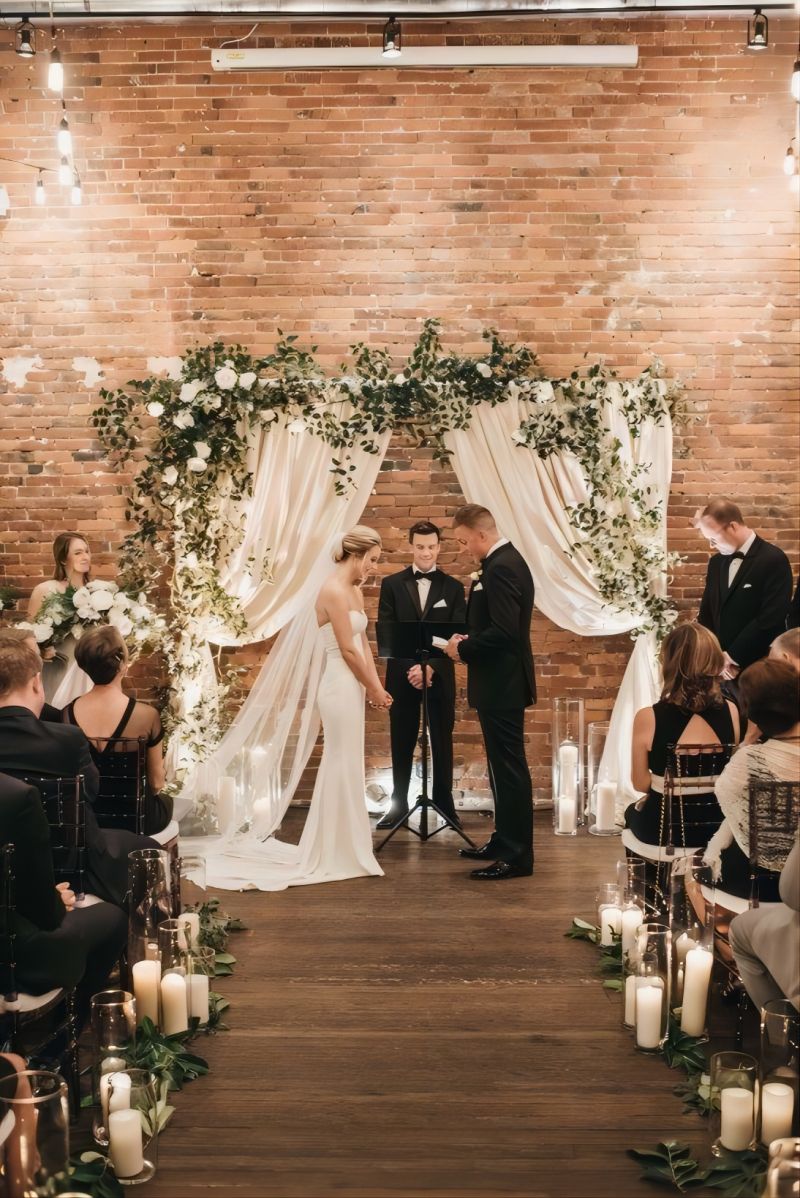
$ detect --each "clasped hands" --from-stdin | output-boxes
[443,633,467,661]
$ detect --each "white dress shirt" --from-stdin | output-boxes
[414,568,435,610]
[728,531,756,586]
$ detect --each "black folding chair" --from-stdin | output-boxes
[20,774,87,902]
[747,777,800,907]
[87,735,148,835]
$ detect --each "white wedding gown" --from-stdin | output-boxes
[195,610,384,890]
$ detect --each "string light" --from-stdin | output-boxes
[35,170,46,204]
[382,16,402,59]
[14,17,36,58]
[48,46,64,94]
[70,173,82,205]
[57,112,72,156]
[791,53,800,102]
[58,155,71,186]
[746,8,769,50]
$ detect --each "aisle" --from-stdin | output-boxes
[148,810,707,1197]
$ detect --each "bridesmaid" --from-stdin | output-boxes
[28,531,92,704]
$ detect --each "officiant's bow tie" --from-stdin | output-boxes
[413,570,436,580]
[729,551,745,561]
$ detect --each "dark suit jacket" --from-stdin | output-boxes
[458,542,536,710]
[377,568,467,706]
[787,574,800,631]
[698,536,793,668]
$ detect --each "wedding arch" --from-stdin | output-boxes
[93,320,684,825]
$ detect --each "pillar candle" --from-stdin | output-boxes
[161,972,189,1036]
[217,776,236,833]
[675,932,694,965]
[760,1082,796,1145]
[100,1055,126,1075]
[720,1087,754,1151]
[680,946,713,1037]
[188,972,210,1023]
[109,1107,144,1179]
[635,982,664,1050]
[595,781,617,832]
[598,904,622,947]
[558,743,579,800]
[177,911,201,951]
[624,974,637,1027]
[557,796,577,834]
[100,1070,131,1127]
[621,906,644,956]
[132,960,160,1027]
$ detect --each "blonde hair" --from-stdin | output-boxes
[660,622,724,713]
[334,525,381,562]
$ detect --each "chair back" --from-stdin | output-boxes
[748,776,800,905]
[0,844,17,1006]
[18,774,86,901]
[664,742,734,851]
[88,735,147,835]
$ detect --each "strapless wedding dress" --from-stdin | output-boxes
[201,610,384,890]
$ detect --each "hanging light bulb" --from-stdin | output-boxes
[57,115,72,156]
[783,144,797,176]
[791,55,800,102]
[382,16,402,59]
[58,155,71,186]
[71,174,82,206]
[14,17,36,58]
[48,47,64,94]
[790,173,800,195]
[35,171,46,205]
[746,8,768,50]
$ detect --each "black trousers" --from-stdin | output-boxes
[389,675,456,819]
[477,707,533,870]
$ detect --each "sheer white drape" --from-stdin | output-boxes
[445,397,672,809]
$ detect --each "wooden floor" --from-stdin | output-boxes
[145,810,712,1197]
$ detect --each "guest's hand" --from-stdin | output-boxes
[407,665,433,689]
[443,634,466,661]
[56,882,76,911]
[721,652,740,681]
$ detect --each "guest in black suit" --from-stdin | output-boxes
[695,498,793,681]
[0,642,157,908]
[376,521,467,829]
[0,770,126,1029]
[444,505,535,880]
[787,573,800,631]
[0,627,62,722]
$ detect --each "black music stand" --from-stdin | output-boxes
[374,620,475,852]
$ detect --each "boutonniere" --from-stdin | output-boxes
[469,570,482,582]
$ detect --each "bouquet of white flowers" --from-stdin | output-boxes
[20,581,166,654]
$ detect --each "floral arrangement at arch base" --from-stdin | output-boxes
[92,321,685,775]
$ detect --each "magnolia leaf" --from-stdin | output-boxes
[628,1142,707,1192]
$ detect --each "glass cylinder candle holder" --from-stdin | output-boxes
[596,882,622,947]
[617,858,647,910]
[128,848,171,968]
[759,1000,800,1146]
[710,1051,758,1156]
[0,1069,70,1195]
[178,853,206,949]
[552,697,584,828]
[156,920,190,1036]
[765,1139,800,1197]
[633,925,671,1053]
[107,1068,158,1185]
[586,720,619,836]
[622,912,646,1031]
[186,945,215,1026]
[90,989,137,1145]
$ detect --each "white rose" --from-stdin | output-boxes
[476,362,492,378]
[187,457,207,473]
[287,418,307,434]
[30,621,54,643]
[147,401,165,418]
[193,441,212,460]
[76,605,98,621]
[511,429,527,445]
[179,380,204,404]
[262,409,278,424]
[393,373,406,386]
[163,465,179,486]
[173,410,194,430]
[86,579,117,594]
[89,589,114,612]
[239,371,257,391]
[107,610,133,637]
[183,552,200,570]
[214,365,238,390]
[535,381,555,403]
[507,380,521,401]
[112,592,131,610]
[72,585,91,607]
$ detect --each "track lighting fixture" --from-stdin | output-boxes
[382,16,402,59]
[14,16,36,58]
[746,8,768,50]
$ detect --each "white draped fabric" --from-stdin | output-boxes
[444,396,672,809]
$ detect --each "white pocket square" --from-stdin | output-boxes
[433,599,447,609]
[743,583,752,589]
[473,583,483,592]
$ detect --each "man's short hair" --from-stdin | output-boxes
[739,659,800,738]
[408,521,441,543]
[453,504,497,532]
[0,627,36,649]
[0,643,42,701]
[696,498,745,527]
[772,628,800,663]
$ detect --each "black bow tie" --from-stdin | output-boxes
[413,569,435,580]
[729,551,745,562]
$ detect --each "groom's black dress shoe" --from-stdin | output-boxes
[470,862,533,880]
[458,841,496,861]
[376,806,408,830]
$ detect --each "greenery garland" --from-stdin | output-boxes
[92,321,683,769]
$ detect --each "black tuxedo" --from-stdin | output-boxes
[458,542,535,871]
[377,567,466,818]
[0,771,126,1021]
[698,536,793,668]
[0,706,157,908]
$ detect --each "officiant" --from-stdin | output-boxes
[376,521,467,830]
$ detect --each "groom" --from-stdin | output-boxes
[444,504,535,880]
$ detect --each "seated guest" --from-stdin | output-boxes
[770,628,800,670]
[703,659,800,901]
[0,771,127,1029]
[730,837,800,1011]
[0,627,62,722]
[0,642,158,908]
[628,623,740,847]
[63,626,172,835]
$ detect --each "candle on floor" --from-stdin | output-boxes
[624,974,637,1027]
[160,972,189,1036]
[635,982,664,1050]
[680,946,713,1037]
[132,960,160,1027]
[558,743,579,800]
[595,781,617,832]
[188,972,210,1024]
[100,1055,126,1075]
[217,776,236,833]
[598,903,622,947]
[761,1082,796,1145]
[100,1070,131,1128]
[177,912,200,951]
[675,932,694,965]
[109,1108,144,1179]
[720,1087,754,1151]
[621,906,644,956]
[557,796,577,834]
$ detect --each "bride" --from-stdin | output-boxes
[203,525,393,890]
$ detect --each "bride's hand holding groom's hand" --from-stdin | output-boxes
[367,683,393,711]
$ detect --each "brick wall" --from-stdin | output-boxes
[1,17,798,800]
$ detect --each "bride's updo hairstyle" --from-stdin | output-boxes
[334,525,382,562]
